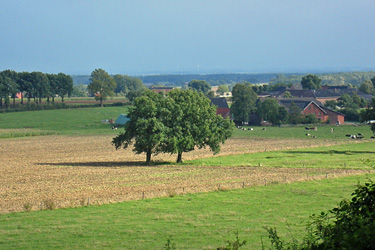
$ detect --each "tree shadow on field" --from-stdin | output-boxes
[38,161,171,167]
[286,150,375,155]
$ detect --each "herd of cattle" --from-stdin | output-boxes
[236,125,375,139]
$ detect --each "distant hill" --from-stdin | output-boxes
[71,75,90,85]
[71,71,375,86]
[71,73,278,86]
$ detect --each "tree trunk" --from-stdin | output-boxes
[146,150,152,164]
[176,152,183,163]
[61,96,64,103]
[100,98,103,107]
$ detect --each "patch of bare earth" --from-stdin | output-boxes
[0,135,365,213]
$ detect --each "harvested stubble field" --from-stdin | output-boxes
[0,135,367,213]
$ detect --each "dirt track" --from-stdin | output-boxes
[0,135,364,213]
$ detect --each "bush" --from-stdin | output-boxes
[266,180,375,249]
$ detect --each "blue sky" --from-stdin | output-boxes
[1,0,374,75]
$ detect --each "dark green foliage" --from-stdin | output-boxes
[340,108,360,122]
[266,180,375,250]
[112,90,166,164]
[163,236,176,250]
[360,97,375,134]
[217,231,247,250]
[257,98,282,125]
[217,84,229,95]
[188,79,211,94]
[164,89,233,162]
[302,113,318,124]
[337,92,367,109]
[230,83,257,122]
[88,69,116,107]
[288,102,303,124]
[301,74,322,90]
[359,80,374,94]
[323,100,337,109]
[113,74,144,95]
[126,88,147,103]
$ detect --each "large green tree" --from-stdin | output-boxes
[0,71,17,108]
[112,90,167,164]
[301,74,322,90]
[56,73,73,103]
[113,89,233,164]
[230,83,257,123]
[88,68,116,107]
[188,80,211,95]
[164,89,233,163]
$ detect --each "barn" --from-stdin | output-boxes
[210,97,231,119]
[278,99,345,125]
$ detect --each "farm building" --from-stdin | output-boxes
[115,114,130,126]
[278,99,345,125]
[261,87,373,104]
[210,97,231,119]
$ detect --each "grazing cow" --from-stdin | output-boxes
[350,135,357,139]
[305,133,311,136]
[249,128,254,131]
[262,128,266,130]
[371,136,375,139]
[305,127,317,131]
[345,134,352,137]
[312,135,317,138]
[358,133,363,136]
[331,128,334,133]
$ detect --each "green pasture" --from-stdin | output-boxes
[232,124,373,140]
[0,106,129,136]
[186,141,375,170]
[1,174,374,249]
[0,107,373,139]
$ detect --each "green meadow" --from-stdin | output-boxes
[0,174,374,250]
[186,142,375,170]
[0,106,129,136]
[0,106,372,139]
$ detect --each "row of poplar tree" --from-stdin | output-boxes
[0,70,73,108]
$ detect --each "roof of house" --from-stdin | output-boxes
[314,89,341,98]
[277,98,323,110]
[210,97,229,109]
[149,86,174,90]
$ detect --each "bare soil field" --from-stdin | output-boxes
[0,135,365,213]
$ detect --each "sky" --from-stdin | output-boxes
[1,0,375,75]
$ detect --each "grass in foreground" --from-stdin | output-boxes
[1,174,374,250]
[186,141,375,170]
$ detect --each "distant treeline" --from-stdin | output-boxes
[72,73,278,86]
[270,71,375,86]
[72,71,375,87]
